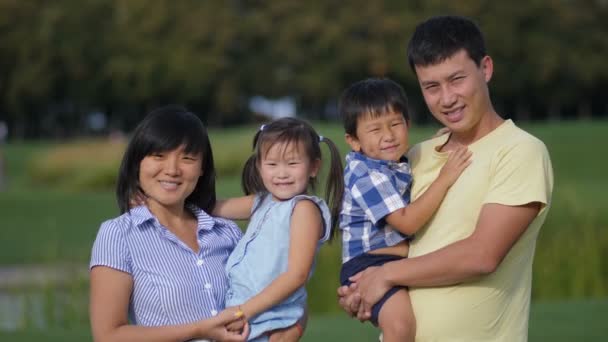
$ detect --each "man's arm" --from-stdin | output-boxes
[352,202,541,316]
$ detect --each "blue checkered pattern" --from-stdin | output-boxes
[339,151,412,262]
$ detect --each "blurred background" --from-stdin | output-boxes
[0,1,607,341]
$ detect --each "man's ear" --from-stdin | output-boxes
[345,133,361,152]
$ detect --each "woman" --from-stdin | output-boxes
[89,106,300,342]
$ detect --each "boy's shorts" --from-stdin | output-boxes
[340,253,406,326]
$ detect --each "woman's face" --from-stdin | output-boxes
[139,145,202,211]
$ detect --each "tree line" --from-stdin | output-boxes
[1,0,607,139]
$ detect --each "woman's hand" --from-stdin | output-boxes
[349,266,392,320]
[197,307,249,342]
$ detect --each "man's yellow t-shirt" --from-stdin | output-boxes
[407,120,553,341]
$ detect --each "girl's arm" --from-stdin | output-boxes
[239,199,322,320]
[213,195,256,220]
[385,146,471,235]
[90,266,248,342]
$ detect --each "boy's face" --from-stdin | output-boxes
[345,110,409,162]
[415,49,493,137]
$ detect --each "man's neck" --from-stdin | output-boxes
[448,111,504,148]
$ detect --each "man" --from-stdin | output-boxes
[338,15,553,341]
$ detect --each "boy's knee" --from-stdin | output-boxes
[381,316,415,340]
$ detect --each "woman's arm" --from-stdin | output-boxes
[90,266,248,342]
[213,195,256,220]
[239,200,322,320]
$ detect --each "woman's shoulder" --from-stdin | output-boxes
[97,206,152,235]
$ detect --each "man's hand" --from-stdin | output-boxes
[337,282,370,321]
[348,266,391,320]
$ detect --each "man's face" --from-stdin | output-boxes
[415,49,493,137]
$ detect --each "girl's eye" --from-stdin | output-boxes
[183,156,197,161]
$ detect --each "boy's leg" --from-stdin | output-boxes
[377,289,415,342]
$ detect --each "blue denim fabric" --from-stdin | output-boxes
[225,194,331,340]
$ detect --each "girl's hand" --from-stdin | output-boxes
[436,146,472,188]
[223,306,246,333]
[197,307,249,342]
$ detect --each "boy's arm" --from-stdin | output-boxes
[385,147,471,235]
[239,200,321,320]
[212,195,255,220]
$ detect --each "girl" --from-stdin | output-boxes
[213,117,344,341]
[91,105,269,342]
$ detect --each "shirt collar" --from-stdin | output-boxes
[346,151,409,168]
[129,204,215,231]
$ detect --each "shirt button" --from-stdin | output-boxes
[211,309,218,316]
[196,259,204,266]
[205,283,212,289]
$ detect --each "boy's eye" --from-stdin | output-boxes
[392,122,403,127]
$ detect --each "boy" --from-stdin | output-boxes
[338,78,471,342]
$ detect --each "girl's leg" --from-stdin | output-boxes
[377,289,416,342]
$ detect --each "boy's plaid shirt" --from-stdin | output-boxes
[339,151,413,263]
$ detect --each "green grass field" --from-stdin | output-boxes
[0,119,607,339]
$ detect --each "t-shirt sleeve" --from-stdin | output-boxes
[89,220,133,274]
[484,139,553,210]
[350,170,408,224]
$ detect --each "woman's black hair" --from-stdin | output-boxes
[116,105,216,214]
[241,117,344,241]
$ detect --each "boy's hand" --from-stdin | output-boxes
[437,146,472,187]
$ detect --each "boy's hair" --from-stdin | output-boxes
[339,78,410,138]
[116,105,216,214]
[407,15,487,71]
[241,117,344,240]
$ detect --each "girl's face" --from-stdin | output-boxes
[258,141,320,201]
[139,144,202,211]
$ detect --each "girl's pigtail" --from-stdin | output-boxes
[241,129,265,196]
[319,136,344,242]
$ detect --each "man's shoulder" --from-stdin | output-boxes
[499,122,549,156]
